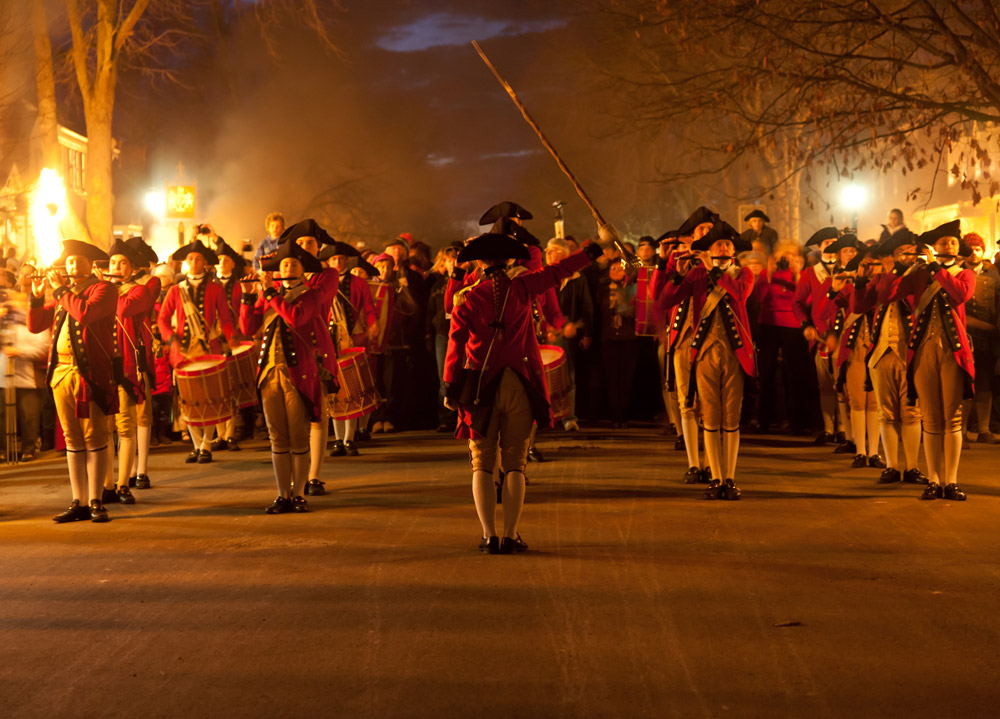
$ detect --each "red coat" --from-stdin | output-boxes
[754,269,803,328]
[157,278,236,366]
[239,284,339,422]
[333,272,377,348]
[28,278,119,417]
[444,246,599,439]
[794,263,836,340]
[823,283,873,379]
[305,268,340,316]
[656,265,756,379]
[899,263,976,394]
[114,281,155,401]
[133,273,161,380]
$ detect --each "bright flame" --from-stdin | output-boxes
[31,168,67,265]
[144,190,166,220]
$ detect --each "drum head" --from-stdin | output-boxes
[231,343,255,357]
[539,345,564,366]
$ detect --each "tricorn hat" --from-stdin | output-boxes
[171,239,218,265]
[125,236,158,267]
[691,222,751,253]
[843,245,872,273]
[55,239,108,265]
[876,228,921,257]
[805,227,841,248]
[744,209,770,223]
[917,220,971,255]
[492,216,540,247]
[278,218,336,247]
[677,206,721,237]
[457,233,531,263]
[656,229,681,246]
[317,241,361,261]
[107,237,146,267]
[479,201,533,225]
[825,233,862,255]
[215,241,247,275]
[261,238,323,273]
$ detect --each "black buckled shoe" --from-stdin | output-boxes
[527,447,544,462]
[512,534,528,552]
[814,431,835,445]
[704,478,723,499]
[920,482,943,500]
[226,438,241,452]
[53,500,91,523]
[674,437,686,451]
[903,468,929,484]
[682,466,702,484]
[834,440,857,454]
[127,475,137,488]
[878,468,902,484]
[305,479,325,496]
[499,536,521,554]
[185,450,200,464]
[851,454,867,468]
[197,449,212,464]
[481,536,500,554]
[135,474,151,489]
[101,488,116,504]
[116,486,136,505]
[328,440,346,457]
[721,478,741,500]
[210,438,227,452]
[344,440,359,456]
[944,483,967,501]
[868,455,887,469]
[700,467,712,484]
[356,428,371,442]
[265,496,292,514]
[291,496,309,513]
[89,500,110,523]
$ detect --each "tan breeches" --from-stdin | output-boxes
[870,352,920,425]
[815,349,835,395]
[912,340,964,434]
[136,381,153,428]
[260,370,310,453]
[53,370,108,451]
[108,385,137,439]
[673,335,697,418]
[695,341,744,431]
[469,369,534,473]
[844,356,876,412]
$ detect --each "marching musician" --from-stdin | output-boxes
[29,240,118,523]
[796,227,851,449]
[240,241,338,513]
[853,230,927,485]
[900,221,975,501]
[99,238,155,505]
[823,239,885,470]
[212,242,246,453]
[157,239,236,463]
[443,228,608,554]
[125,236,161,489]
[319,242,379,459]
[277,219,340,495]
[659,221,755,499]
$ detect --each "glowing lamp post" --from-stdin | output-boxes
[840,184,866,234]
[144,190,167,221]
[30,168,67,266]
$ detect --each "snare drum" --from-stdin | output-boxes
[327,347,382,420]
[226,342,258,410]
[539,344,571,421]
[175,355,233,427]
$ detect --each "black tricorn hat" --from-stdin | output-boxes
[843,245,873,273]
[171,239,218,265]
[317,241,361,262]
[479,201,533,225]
[457,233,531,263]
[107,238,146,267]
[55,239,108,265]
[805,227,841,248]
[917,220,970,255]
[826,233,862,255]
[125,236,158,266]
[876,228,920,257]
[744,209,770,223]
[262,239,324,273]
[677,206,720,237]
[215,241,247,274]
[691,222,752,252]
[492,217,540,247]
[656,229,681,245]
[278,218,336,246]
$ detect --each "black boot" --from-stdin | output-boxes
[52,500,90,523]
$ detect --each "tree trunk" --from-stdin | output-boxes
[83,93,115,249]
[29,1,58,168]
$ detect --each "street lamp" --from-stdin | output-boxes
[840,184,867,234]
[144,190,166,221]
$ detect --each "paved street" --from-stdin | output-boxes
[2,426,999,718]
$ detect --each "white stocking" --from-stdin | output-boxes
[722,429,740,480]
[703,429,722,481]
[87,447,108,503]
[270,451,292,497]
[838,399,852,440]
[943,430,963,486]
[136,425,151,475]
[309,422,327,480]
[902,422,922,471]
[292,450,311,498]
[502,470,526,538]
[345,418,358,442]
[850,410,867,456]
[922,431,943,485]
[880,422,900,470]
[472,470,497,538]
[332,419,346,441]
[681,414,701,468]
[67,450,88,502]
[104,443,115,490]
[117,437,135,489]
[189,425,204,452]
[866,410,880,458]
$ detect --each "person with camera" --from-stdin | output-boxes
[443,226,610,554]
[239,241,337,514]
[157,239,236,463]
[29,240,118,523]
